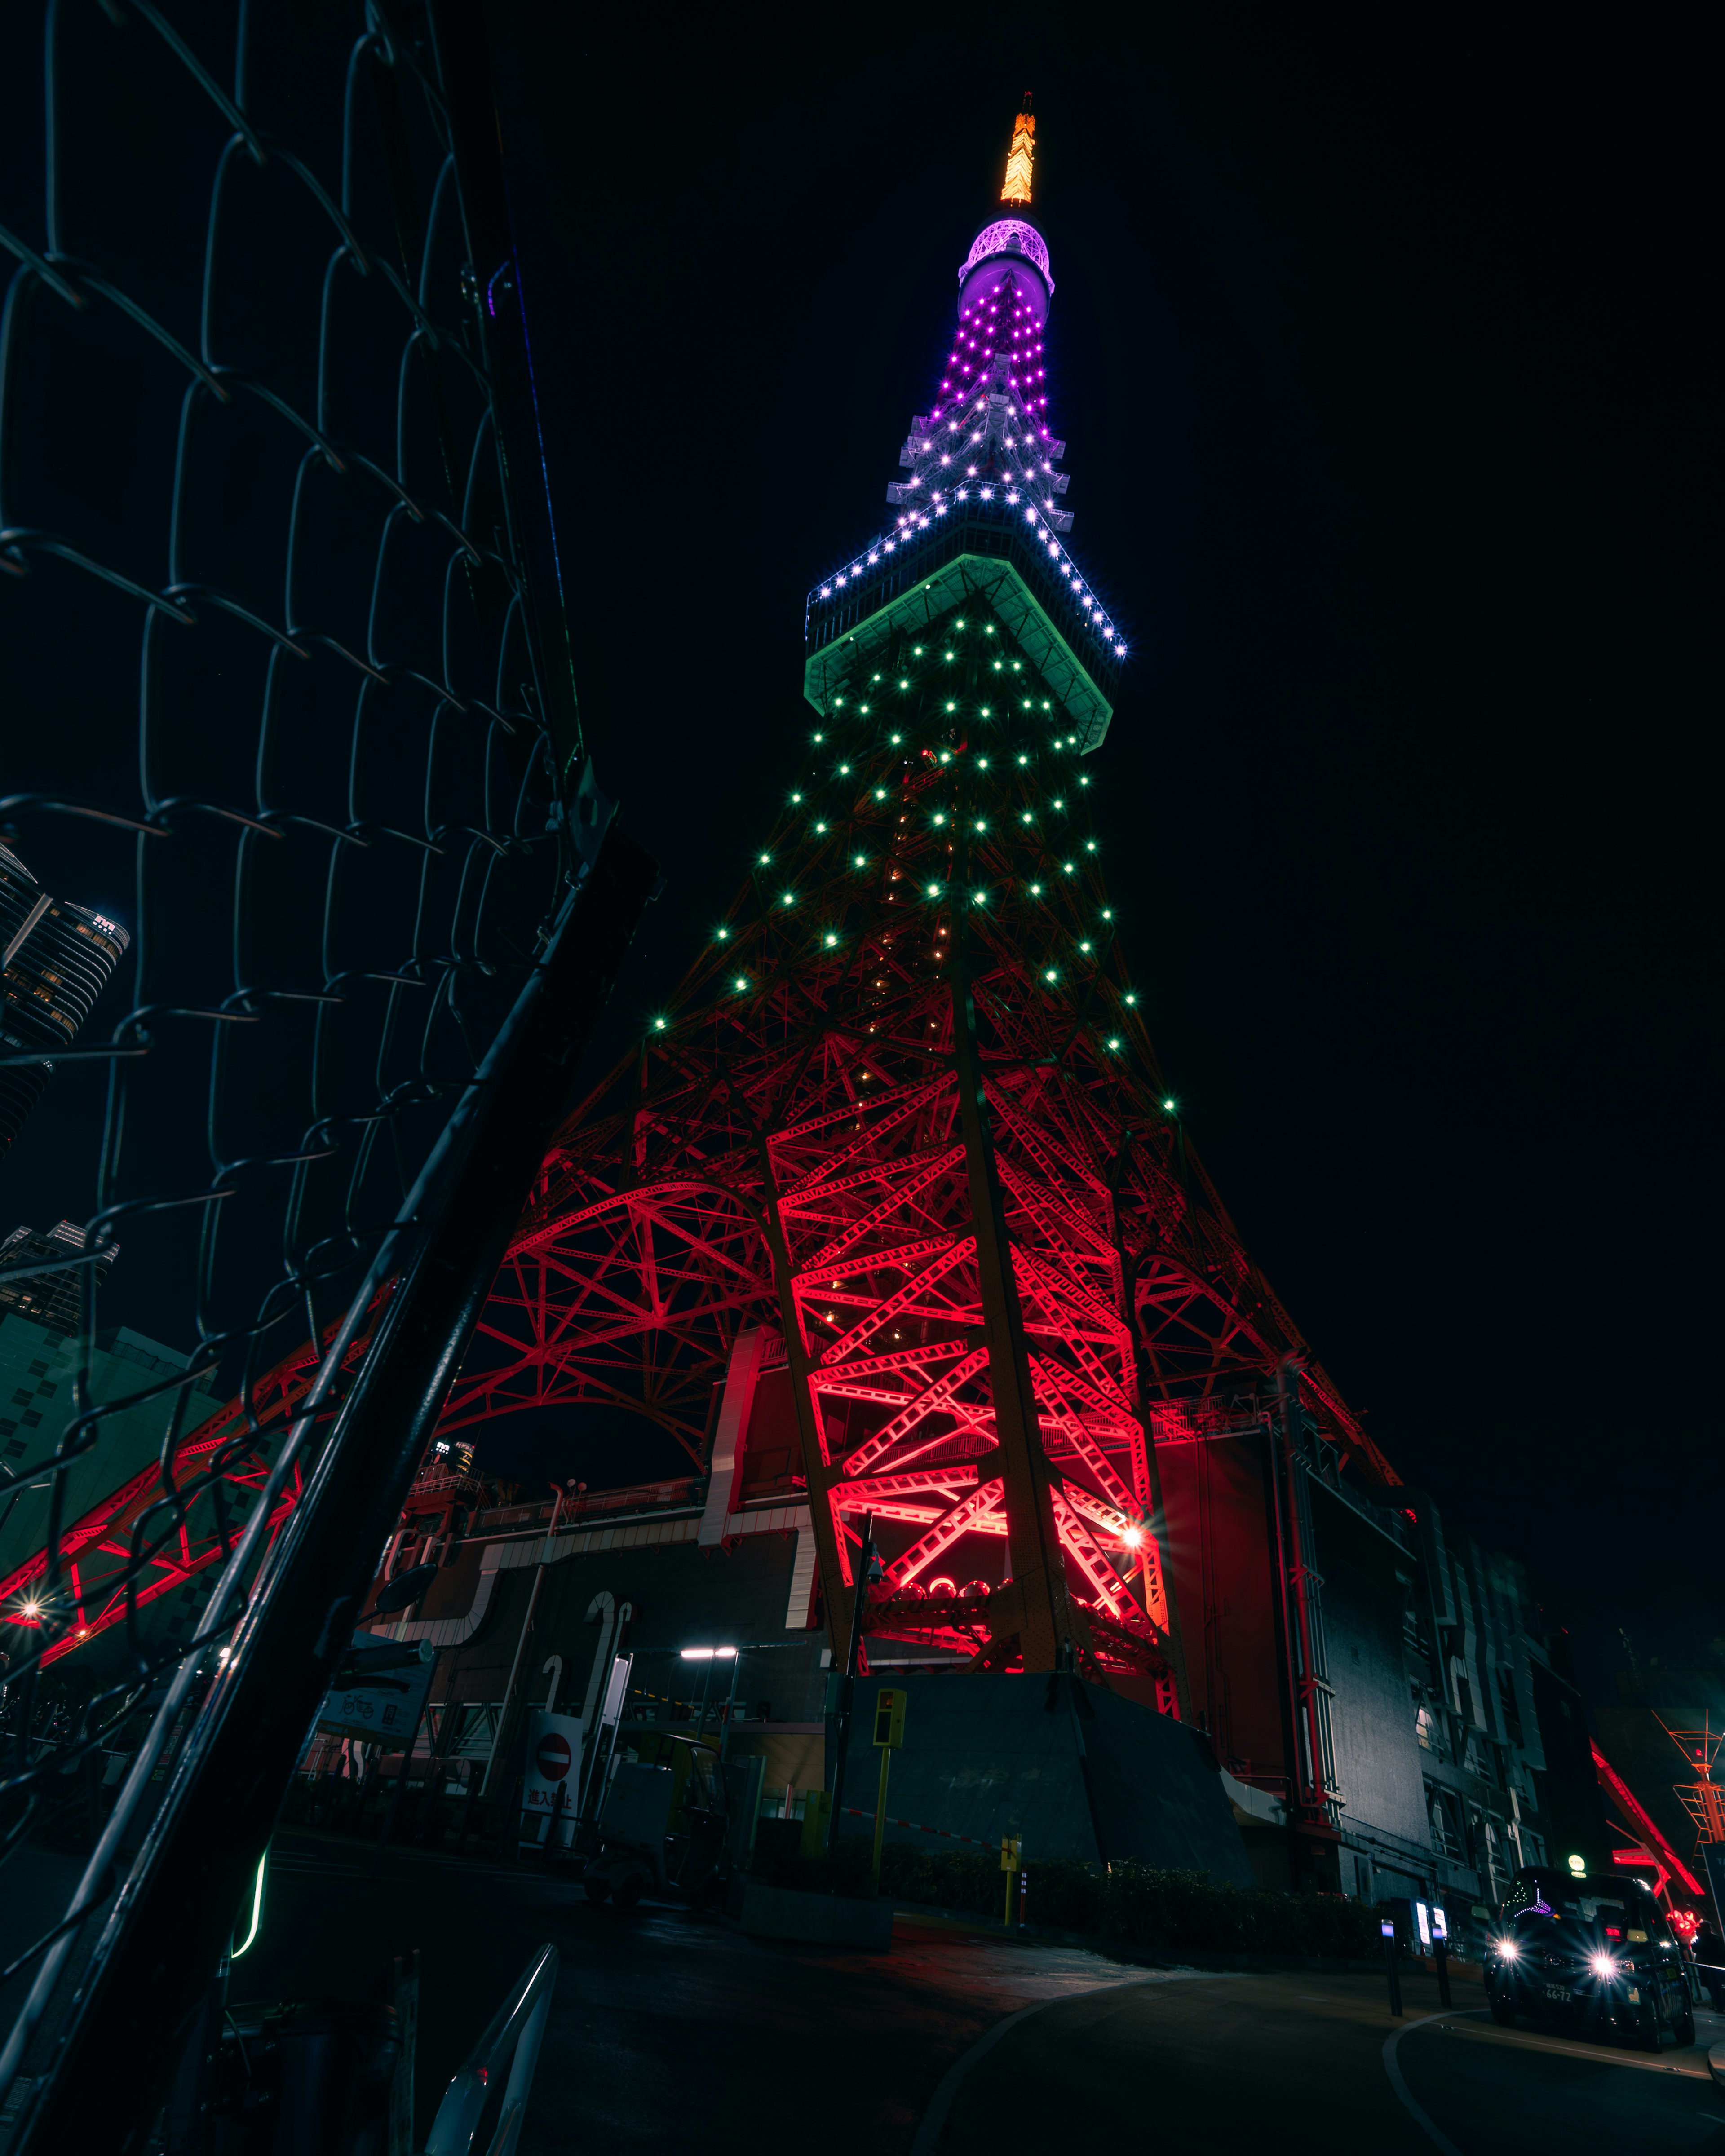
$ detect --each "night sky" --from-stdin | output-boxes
[482,12,1714,1704]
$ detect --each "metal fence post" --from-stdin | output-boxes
[10,826,657,2148]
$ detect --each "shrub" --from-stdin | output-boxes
[869,1843,1381,1958]
[1100,1864,1383,1958]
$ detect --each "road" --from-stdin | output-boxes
[243,1830,1177,2150]
[930,1964,1725,2156]
[69,1829,1725,2152]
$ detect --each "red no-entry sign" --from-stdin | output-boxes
[535,1732,573,1782]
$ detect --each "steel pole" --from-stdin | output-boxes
[371,1654,438,1878]
[950,817,1082,1674]
[481,1488,565,1798]
[871,1748,892,1897]
[826,1513,874,1855]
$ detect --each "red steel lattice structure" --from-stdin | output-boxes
[443,634,1392,1694]
[6,115,1397,1718]
[430,120,1395,1695]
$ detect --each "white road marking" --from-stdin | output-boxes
[908,1969,1219,2154]
[1383,2012,1468,2156]
[1431,2015,1707,2081]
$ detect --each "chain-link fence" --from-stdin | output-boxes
[0,4,644,2142]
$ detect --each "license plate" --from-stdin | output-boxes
[1543,1984,1568,2002]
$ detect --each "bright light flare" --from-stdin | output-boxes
[1588,1952,1620,1980]
[680,1646,738,1661]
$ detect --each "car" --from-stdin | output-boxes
[1484,1865,1695,2051]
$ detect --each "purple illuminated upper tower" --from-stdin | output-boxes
[805,105,1125,744]
[891,215,1069,533]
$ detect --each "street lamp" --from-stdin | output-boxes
[680,1647,739,1740]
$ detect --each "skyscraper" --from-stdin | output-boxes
[0,840,130,1163]
[0,1219,118,1338]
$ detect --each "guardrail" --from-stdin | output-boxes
[422,1941,559,2156]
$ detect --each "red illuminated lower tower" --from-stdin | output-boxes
[447,108,1397,1736]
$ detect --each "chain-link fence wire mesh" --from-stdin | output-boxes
[0,0,583,2088]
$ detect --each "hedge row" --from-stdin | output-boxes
[756,1836,1383,1959]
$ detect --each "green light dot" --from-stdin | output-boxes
[716,927,730,940]
[1086,840,1097,852]
[891,732,902,744]
[791,792,803,803]
[927,885,942,898]
[653,1017,667,1030]
[735,976,750,991]
[945,701,956,712]
[853,854,867,867]
[759,853,771,866]
[1062,862,1075,874]
[1125,993,1138,1006]
[1029,883,1043,896]
[1044,968,1058,982]
[1163,1098,1177,1112]
[824,933,838,946]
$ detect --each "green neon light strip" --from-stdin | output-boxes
[230,1848,267,1959]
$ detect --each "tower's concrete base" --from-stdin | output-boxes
[839,1672,1256,1883]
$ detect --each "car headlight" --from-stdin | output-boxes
[1589,1952,1620,1980]
[1498,1938,1519,1962]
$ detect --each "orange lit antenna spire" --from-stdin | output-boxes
[1001,95,1035,205]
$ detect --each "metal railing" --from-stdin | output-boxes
[0,2,649,2142]
[422,1941,558,2156]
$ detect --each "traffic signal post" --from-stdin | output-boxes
[1001,1836,1022,1927]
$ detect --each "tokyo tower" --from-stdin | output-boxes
[446,100,1396,1703]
